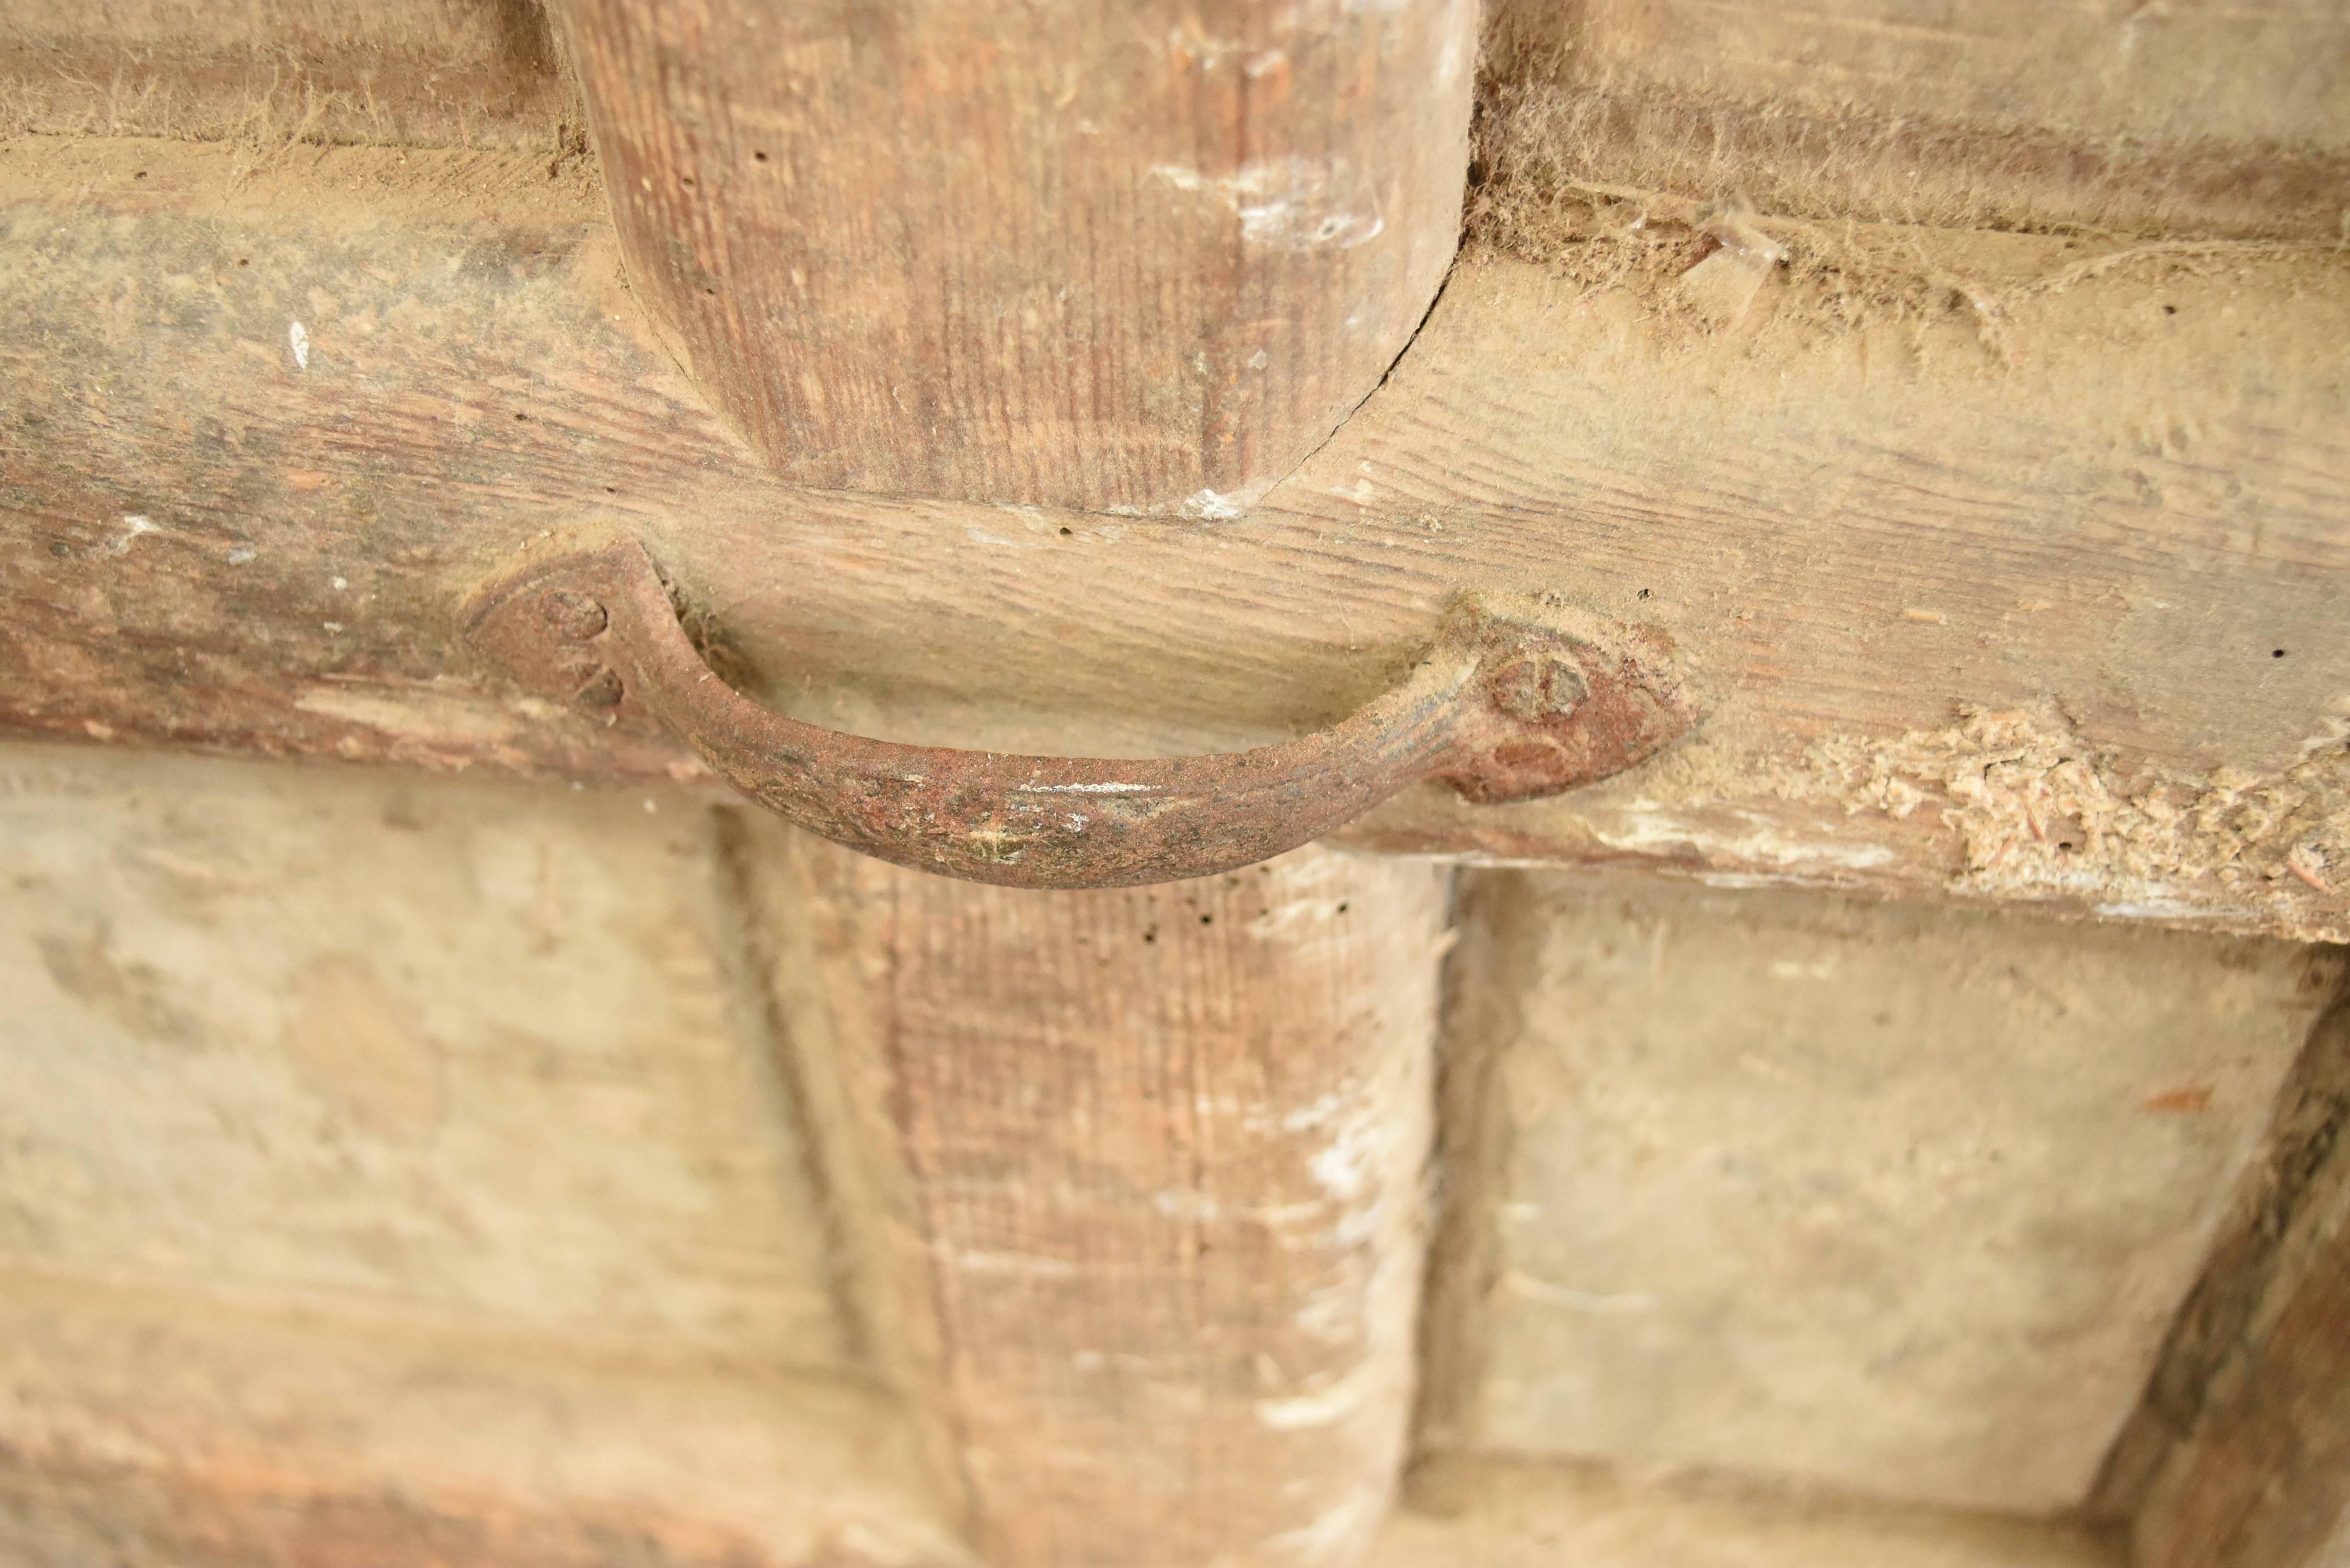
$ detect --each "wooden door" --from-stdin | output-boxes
[2,3,2346,1565]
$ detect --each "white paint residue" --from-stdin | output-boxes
[1282,1089,1348,1132]
[1293,1284,1355,1344]
[2094,897,2220,922]
[1180,487,1247,521]
[1308,1123,1374,1202]
[289,320,309,370]
[108,514,158,554]
[1150,157,1385,252]
[1434,0,1472,86]
[1256,1360,1377,1431]
[1505,1270,1658,1315]
[1260,1484,1386,1563]
[1594,809,1897,871]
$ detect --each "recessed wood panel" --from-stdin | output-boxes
[0,740,843,1368]
[1424,871,2344,1513]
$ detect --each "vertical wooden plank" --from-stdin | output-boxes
[739,823,1452,1567]
[551,0,1475,512]
[2113,993,2350,1568]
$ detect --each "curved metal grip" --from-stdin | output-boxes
[467,540,1692,888]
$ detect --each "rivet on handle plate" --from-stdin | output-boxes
[466,539,1696,889]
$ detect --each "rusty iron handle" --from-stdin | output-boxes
[467,539,1692,888]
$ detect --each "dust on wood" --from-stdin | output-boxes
[1470,0,2350,247]
[1772,707,2350,935]
[2,146,2345,938]
[0,0,587,158]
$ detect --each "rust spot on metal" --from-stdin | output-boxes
[467,540,1697,888]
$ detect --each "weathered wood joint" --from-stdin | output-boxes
[467,538,1694,887]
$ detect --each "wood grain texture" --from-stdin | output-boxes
[0,0,580,150]
[551,0,1473,512]
[741,827,1450,1566]
[1,141,2345,935]
[1474,0,2350,242]
[2106,993,2350,1568]
[0,1265,2118,1568]
[0,1264,964,1568]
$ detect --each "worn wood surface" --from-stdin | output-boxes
[0,1266,2117,1568]
[1419,869,2344,1514]
[552,0,1471,513]
[0,741,848,1368]
[1,140,2345,935]
[2103,992,2350,1568]
[0,0,580,150]
[742,828,1449,1566]
[0,1264,964,1568]
[1374,1455,2118,1568]
[1474,0,2350,244]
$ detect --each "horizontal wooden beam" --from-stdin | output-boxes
[0,1269,2124,1561]
[0,0,578,149]
[1474,0,2350,244]
[0,1265,2117,1567]
[13,0,2339,246]
[3,138,2345,937]
[0,1262,963,1567]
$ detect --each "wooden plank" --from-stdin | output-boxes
[1,140,2345,936]
[0,1264,962,1568]
[1418,868,2344,1514]
[1476,0,2350,243]
[739,827,1449,1565]
[0,1270,2116,1568]
[553,0,1473,512]
[0,737,848,1370]
[2098,990,2350,1568]
[0,0,580,151]
[1374,1454,2118,1568]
